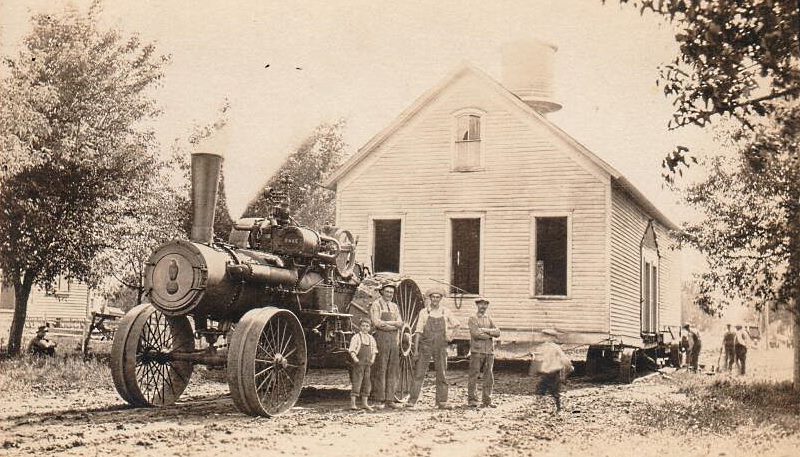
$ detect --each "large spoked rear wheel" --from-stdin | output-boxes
[227,307,307,417]
[393,278,424,401]
[111,304,195,407]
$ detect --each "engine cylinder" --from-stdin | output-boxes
[272,226,320,257]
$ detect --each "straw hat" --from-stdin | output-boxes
[425,286,446,297]
[474,297,490,304]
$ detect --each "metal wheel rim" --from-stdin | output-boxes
[394,279,424,401]
[254,312,305,415]
[229,308,307,417]
[111,303,152,404]
[334,230,356,278]
[114,305,194,406]
[227,314,260,416]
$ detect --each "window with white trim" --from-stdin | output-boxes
[453,113,482,171]
[45,275,71,297]
[641,224,660,333]
[0,281,13,310]
[372,219,402,274]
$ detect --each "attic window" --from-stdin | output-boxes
[458,115,481,141]
[453,113,483,171]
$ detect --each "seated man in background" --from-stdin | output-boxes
[28,323,57,357]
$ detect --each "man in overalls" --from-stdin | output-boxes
[407,287,460,409]
[370,283,404,409]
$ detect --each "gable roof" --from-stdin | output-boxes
[324,62,679,232]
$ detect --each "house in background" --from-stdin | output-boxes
[0,275,94,348]
[324,40,681,357]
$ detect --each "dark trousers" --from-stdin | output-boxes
[536,371,562,411]
[409,343,448,404]
[689,344,701,371]
[735,345,747,375]
[724,346,735,371]
[371,339,399,403]
[351,364,372,398]
[467,352,494,405]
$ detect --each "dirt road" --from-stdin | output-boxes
[2,353,799,457]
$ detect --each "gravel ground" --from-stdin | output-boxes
[1,348,798,457]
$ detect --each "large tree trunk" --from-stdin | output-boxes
[794,305,800,390]
[790,209,800,390]
[7,272,34,356]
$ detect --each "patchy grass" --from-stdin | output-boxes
[0,354,112,395]
[637,372,800,435]
[708,379,800,414]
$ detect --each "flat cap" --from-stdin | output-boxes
[425,286,446,297]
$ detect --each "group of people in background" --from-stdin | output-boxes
[682,321,752,375]
[347,282,571,413]
[721,323,751,375]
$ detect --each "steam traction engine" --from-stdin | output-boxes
[111,151,424,416]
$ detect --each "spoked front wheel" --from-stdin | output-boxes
[227,307,307,416]
[110,304,195,406]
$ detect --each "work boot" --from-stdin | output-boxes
[350,396,358,410]
[387,401,404,409]
[361,397,374,412]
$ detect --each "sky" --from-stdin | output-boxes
[0,0,719,234]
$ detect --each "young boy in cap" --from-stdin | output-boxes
[407,286,460,409]
[468,297,500,407]
[531,328,572,413]
[349,319,378,411]
[370,283,405,409]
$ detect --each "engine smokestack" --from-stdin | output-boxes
[190,152,223,244]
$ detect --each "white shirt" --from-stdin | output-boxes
[348,332,378,362]
[534,341,572,374]
[414,305,461,341]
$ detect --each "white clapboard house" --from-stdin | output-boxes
[0,275,94,348]
[324,40,681,352]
